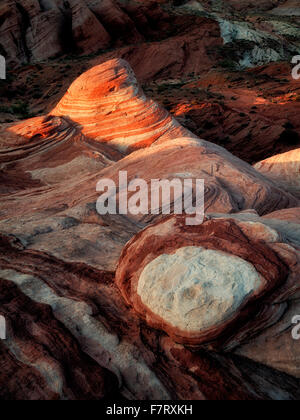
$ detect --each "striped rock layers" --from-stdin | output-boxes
[116,212,300,349]
[1,58,300,399]
[254,148,300,199]
[51,58,190,152]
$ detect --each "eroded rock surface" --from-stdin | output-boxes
[116,213,300,350]
[51,58,190,152]
[137,246,263,334]
[0,57,300,400]
[254,148,300,199]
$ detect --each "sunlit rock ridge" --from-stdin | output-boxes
[0,56,300,399]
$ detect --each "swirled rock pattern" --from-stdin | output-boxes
[0,0,222,70]
[51,58,190,152]
[254,148,300,199]
[0,268,119,400]
[95,135,299,219]
[116,213,300,350]
[263,207,300,224]
[0,59,298,266]
[1,56,300,400]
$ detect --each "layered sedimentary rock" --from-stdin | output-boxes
[51,58,190,152]
[52,59,299,216]
[0,0,109,66]
[1,0,221,69]
[271,0,300,15]
[0,270,119,400]
[179,0,299,67]
[1,231,300,400]
[263,207,300,224]
[95,136,299,220]
[87,0,143,44]
[0,1,28,67]
[0,236,170,400]
[2,0,299,74]
[1,58,300,400]
[163,62,300,164]
[90,14,223,83]
[0,59,298,266]
[0,0,68,65]
[226,0,283,12]
[0,0,133,67]
[116,212,300,350]
[254,148,300,199]
[68,0,111,54]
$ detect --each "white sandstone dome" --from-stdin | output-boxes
[137,246,262,333]
[116,215,291,348]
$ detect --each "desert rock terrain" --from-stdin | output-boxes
[0,0,300,401]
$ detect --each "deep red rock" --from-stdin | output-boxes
[116,213,299,349]
[0,36,300,400]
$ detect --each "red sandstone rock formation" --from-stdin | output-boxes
[0,0,223,71]
[254,148,300,199]
[51,59,190,151]
[271,0,300,15]
[116,213,300,350]
[226,0,283,12]
[162,63,300,164]
[89,14,222,83]
[90,129,298,219]
[1,57,300,400]
[263,207,300,224]
[0,268,119,400]
[0,0,139,66]
[0,59,297,266]
[1,224,300,400]
[0,0,104,66]
[1,60,297,226]
[68,0,111,54]
[87,0,143,44]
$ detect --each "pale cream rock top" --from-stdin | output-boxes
[137,246,262,333]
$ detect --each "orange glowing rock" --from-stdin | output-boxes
[51,58,192,153]
[2,59,298,221]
